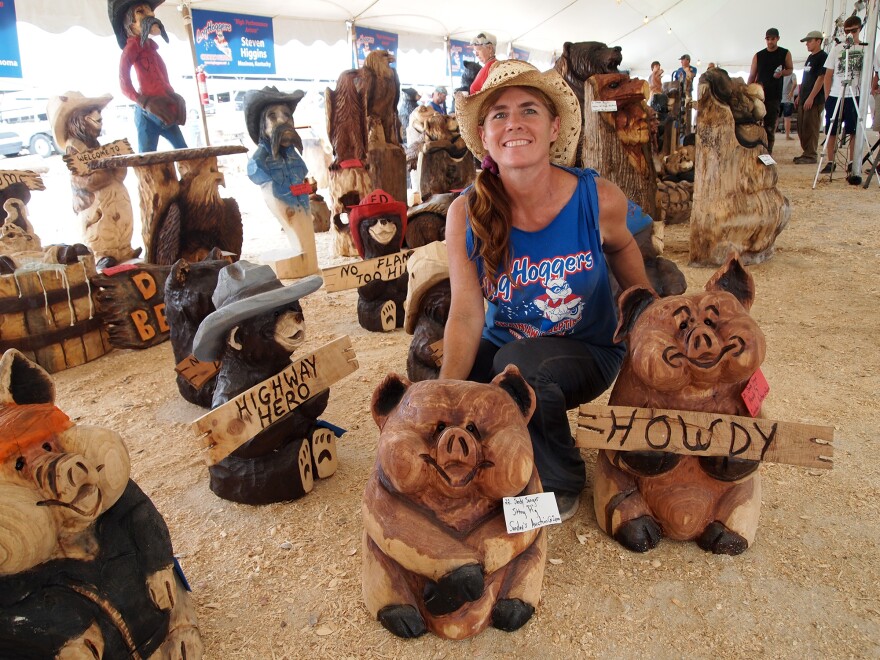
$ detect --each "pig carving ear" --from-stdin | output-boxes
[491,365,536,422]
[613,286,658,343]
[705,254,755,310]
[371,373,411,430]
[0,349,54,405]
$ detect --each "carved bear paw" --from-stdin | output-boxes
[146,565,177,610]
[696,521,749,556]
[614,515,663,553]
[491,598,535,632]
[380,300,397,332]
[378,604,427,638]
[57,622,104,659]
[423,563,484,616]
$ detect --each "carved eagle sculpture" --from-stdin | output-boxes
[362,50,402,147]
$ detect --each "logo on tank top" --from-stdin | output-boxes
[534,277,584,324]
[484,251,594,302]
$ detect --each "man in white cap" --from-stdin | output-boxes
[469,31,498,94]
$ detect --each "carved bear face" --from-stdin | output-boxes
[0,350,130,575]
[359,214,402,258]
[615,257,765,392]
[370,366,536,509]
[227,304,305,364]
[559,41,622,82]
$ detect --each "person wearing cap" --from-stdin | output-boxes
[429,86,448,115]
[442,60,651,521]
[793,30,828,164]
[110,0,187,152]
[747,28,793,153]
[671,54,697,95]
[469,32,498,94]
[47,91,140,269]
[820,16,871,173]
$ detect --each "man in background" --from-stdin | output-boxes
[429,86,448,114]
[793,30,827,164]
[748,27,793,154]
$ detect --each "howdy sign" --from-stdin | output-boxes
[321,250,413,293]
[576,404,833,469]
[0,169,45,191]
[193,336,358,464]
[62,139,134,176]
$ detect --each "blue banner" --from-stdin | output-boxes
[353,26,398,69]
[192,9,275,75]
[510,47,530,62]
[447,38,475,76]
[0,0,22,79]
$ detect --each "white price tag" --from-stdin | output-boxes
[591,100,618,112]
[503,492,562,533]
[758,154,776,166]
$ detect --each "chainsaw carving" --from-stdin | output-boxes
[594,256,765,555]
[690,68,789,265]
[362,366,546,639]
[406,108,474,197]
[0,348,202,658]
[405,193,452,248]
[404,241,449,382]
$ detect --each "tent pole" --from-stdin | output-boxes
[445,36,454,98]
[852,0,878,173]
[179,1,211,146]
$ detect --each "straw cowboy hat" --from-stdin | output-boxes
[404,240,449,334]
[47,91,114,151]
[192,261,322,362]
[243,86,306,146]
[348,189,408,259]
[108,0,165,49]
[454,60,582,167]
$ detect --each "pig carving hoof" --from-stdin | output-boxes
[696,521,749,556]
[378,604,427,638]
[614,515,663,553]
[492,598,535,632]
[423,563,484,616]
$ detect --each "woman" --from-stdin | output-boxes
[441,61,651,520]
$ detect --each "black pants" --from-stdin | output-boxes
[468,337,623,495]
[763,97,781,153]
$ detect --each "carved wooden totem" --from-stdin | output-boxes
[0,348,202,658]
[191,262,336,504]
[363,366,546,639]
[593,256,765,555]
[690,68,790,266]
[349,190,408,332]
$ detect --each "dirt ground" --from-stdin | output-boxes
[13,131,880,659]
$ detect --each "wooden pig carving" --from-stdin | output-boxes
[363,366,546,639]
[349,190,408,332]
[594,256,765,555]
[0,349,202,658]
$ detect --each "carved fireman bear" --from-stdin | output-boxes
[349,190,408,332]
[0,349,202,658]
[593,256,765,555]
[362,366,546,639]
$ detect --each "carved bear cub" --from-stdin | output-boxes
[593,256,765,555]
[362,366,546,639]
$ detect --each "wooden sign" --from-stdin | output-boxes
[429,338,443,367]
[175,354,222,389]
[193,336,358,465]
[0,170,45,191]
[92,264,172,349]
[576,404,833,469]
[62,139,134,176]
[321,250,413,292]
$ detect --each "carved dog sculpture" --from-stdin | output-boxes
[362,366,546,639]
[0,349,202,658]
[593,256,765,555]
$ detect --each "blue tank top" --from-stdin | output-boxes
[465,167,624,370]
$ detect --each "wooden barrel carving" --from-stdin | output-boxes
[0,256,110,373]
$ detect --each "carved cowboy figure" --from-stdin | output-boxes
[110,0,188,152]
[48,91,140,270]
[244,87,318,274]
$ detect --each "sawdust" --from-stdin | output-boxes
[25,133,880,658]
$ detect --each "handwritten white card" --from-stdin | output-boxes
[591,100,618,112]
[503,492,562,533]
[758,154,777,166]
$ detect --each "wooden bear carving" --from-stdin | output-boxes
[349,190,408,332]
[404,241,449,382]
[363,366,546,639]
[0,349,202,658]
[593,256,765,555]
[192,263,336,504]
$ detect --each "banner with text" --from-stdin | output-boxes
[192,8,275,75]
[510,46,530,62]
[0,0,22,79]
[447,38,475,77]
[353,26,398,69]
